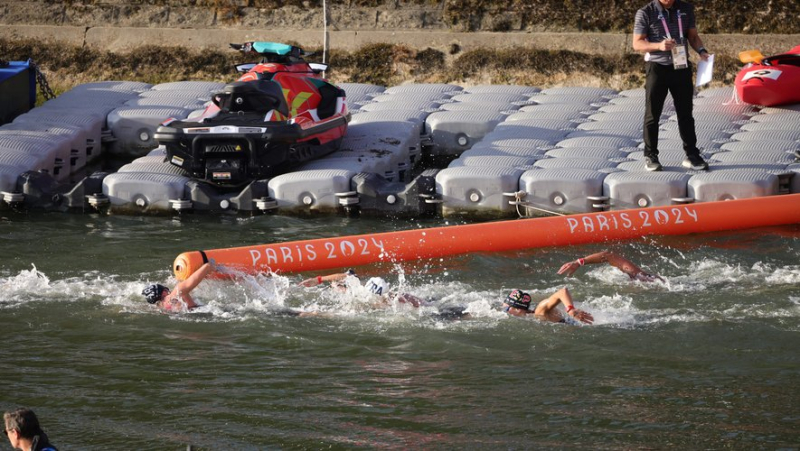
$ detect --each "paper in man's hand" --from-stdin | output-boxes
[696,54,714,87]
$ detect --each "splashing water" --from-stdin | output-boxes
[2,246,799,331]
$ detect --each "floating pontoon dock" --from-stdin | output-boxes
[0,80,798,218]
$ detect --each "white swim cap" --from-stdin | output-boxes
[365,277,390,296]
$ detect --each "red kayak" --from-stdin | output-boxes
[735,45,800,107]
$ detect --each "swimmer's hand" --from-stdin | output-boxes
[207,259,233,275]
[569,308,594,325]
[557,260,581,276]
[299,277,321,287]
[396,293,422,308]
[633,271,665,283]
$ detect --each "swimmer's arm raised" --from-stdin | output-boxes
[533,287,594,325]
[558,250,661,281]
[174,262,215,295]
[299,271,351,287]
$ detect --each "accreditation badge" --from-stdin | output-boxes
[672,39,688,69]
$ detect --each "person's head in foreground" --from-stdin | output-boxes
[4,407,57,451]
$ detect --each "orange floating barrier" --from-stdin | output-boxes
[173,193,800,280]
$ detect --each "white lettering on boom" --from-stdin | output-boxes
[280,246,293,263]
[250,250,261,266]
[566,207,699,234]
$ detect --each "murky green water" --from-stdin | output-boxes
[1,212,798,449]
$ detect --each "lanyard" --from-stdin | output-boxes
[658,9,684,40]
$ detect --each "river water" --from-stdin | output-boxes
[1,211,798,449]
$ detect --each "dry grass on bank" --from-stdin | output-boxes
[1,38,744,101]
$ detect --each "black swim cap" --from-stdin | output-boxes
[506,289,532,311]
[142,284,168,304]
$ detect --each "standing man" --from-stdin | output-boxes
[633,0,711,172]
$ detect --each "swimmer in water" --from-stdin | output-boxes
[142,261,219,313]
[300,271,470,319]
[557,250,664,282]
[143,262,317,317]
[502,287,594,325]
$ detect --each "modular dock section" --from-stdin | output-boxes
[0,81,798,218]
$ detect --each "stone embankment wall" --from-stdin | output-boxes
[1,0,798,57]
[1,1,798,93]
[2,0,799,34]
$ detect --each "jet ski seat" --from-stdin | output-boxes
[213,80,290,117]
[316,82,344,119]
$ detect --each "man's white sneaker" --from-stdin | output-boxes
[682,155,709,171]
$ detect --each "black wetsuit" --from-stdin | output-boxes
[31,434,58,451]
[431,305,469,321]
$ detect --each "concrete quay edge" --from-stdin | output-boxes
[2,25,799,58]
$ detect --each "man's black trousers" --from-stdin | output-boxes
[643,61,700,158]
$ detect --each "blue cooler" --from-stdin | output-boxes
[0,60,35,125]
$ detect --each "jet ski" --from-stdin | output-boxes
[154,42,349,187]
[735,45,800,107]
